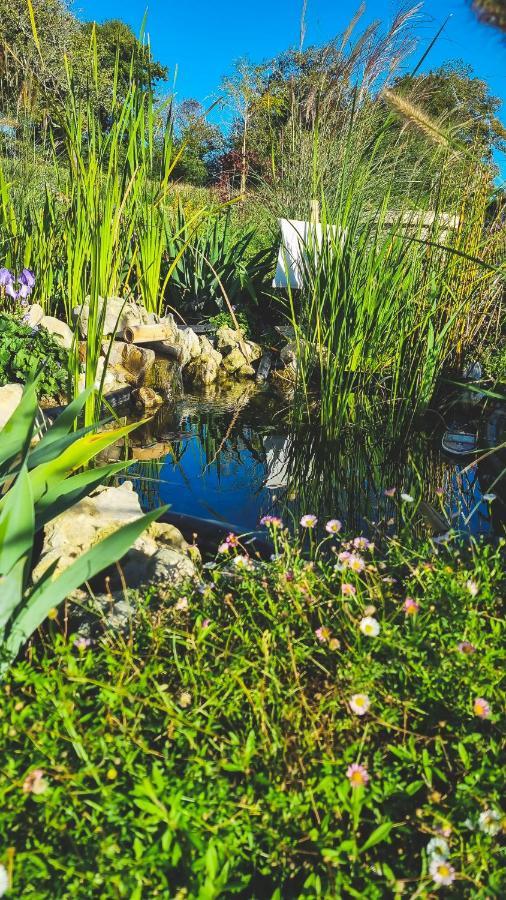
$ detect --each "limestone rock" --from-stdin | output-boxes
[280,341,297,369]
[24,303,44,327]
[0,383,23,429]
[33,481,197,595]
[175,325,201,367]
[39,316,74,350]
[186,335,222,385]
[215,324,243,353]
[222,346,256,377]
[74,297,150,339]
[132,386,163,411]
[78,356,129,394]
[106,341,155,387]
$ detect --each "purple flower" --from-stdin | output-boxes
[0,267,13,287]
[5,281,18,299]
[19,268,35,289]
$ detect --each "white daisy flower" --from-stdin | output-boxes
[359,616,380,637]
[429,857,455,886]
[427,837,450,858]
[478,809,502,836]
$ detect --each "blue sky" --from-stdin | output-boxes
[75,1,505,151]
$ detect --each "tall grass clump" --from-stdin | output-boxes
[264,8,502,438]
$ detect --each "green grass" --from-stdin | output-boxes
[1,528,504,897]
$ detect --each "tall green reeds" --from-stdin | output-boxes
[265,11,501,440]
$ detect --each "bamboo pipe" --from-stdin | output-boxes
[123,324,177,344]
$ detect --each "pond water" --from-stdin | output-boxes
[127,381,506,545]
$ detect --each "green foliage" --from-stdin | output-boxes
[0,1,167,125]
[0,379,165,673]
[166,207,275,316]
[0,314,68,399]
[172,99,224,186]
[0,530,504,895]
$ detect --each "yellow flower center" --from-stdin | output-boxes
[351,772,364,785]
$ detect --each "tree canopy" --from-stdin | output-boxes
[0,0,168,124]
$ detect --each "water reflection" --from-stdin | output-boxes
[128,385,503,540]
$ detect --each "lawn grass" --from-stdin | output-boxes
[0,526,504,897]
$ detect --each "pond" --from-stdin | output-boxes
[127,379,506,549]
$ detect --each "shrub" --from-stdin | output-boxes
[0,528,504,896]
[0,314,68,400]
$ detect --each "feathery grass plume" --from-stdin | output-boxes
[382,89,451,148]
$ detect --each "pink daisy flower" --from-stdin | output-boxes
[300,514,318,528]
[384,487,396,497]
[403,597,420,615]
[325,519,342,534]
[349,693,371,716]
[473,697,491,719]
[260,515,283,528]
[347,763,369,788]
[429,858,456,886]
[457,640,476,654]
[341,583,356,597]
[347,553,366,573]
[226,533,239,547]
[315,626,331,643]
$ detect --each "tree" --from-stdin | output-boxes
[0,1,167,126]
[171,99,223,185]
[389,63,506,162]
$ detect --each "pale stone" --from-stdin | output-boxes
[131,386,163,411]
[186,335,222,385]
[74,297,150,339]
[0,383,23,429]
[105,341,155,386]
[39,316,74,350]
[32,481,197,592]
[215,324,243,352]
[24,303,44,327]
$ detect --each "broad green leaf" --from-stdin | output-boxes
[27,422,106,470]
[26,420,142,506]
[0,464,34,583]
[0,379,39,478]
[34,387,93,449]
[0,556,27,637]
[3,506,167,667]
[34,461,129,531]
[360,821,393,853]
